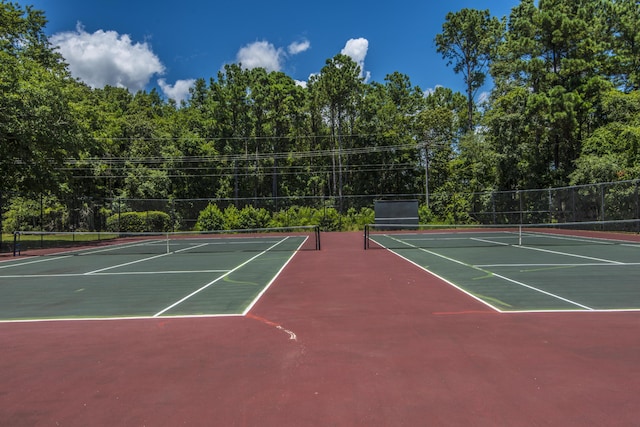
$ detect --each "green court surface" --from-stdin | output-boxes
[368,230,640,312]
[0,235,307,321]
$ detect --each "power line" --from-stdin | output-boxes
[60,141,433,165]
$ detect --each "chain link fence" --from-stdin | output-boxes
[2,180,639,246]
[469,180,640,224]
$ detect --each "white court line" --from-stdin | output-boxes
[153,236,291,317]
[84,253,170,275]
[476,262,640,268]
[471,237,625,265]
[174,242,209,253]
[0,273,83,279]
[92,269,228,275]
[381,235,594,311]
[0,313,244,324]
[0,255,73,270]
[0,270,228,279]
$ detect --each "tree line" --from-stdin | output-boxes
[1,0,639,231]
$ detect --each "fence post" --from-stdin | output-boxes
[600,183,605,222]
[548,188,553,223]
[40,193,44,231]
[488,191,493,224]
[518,190,523,224]
[634,181,640,233]
[635,180,639,218]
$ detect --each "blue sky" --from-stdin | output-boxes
[27,0,520,103]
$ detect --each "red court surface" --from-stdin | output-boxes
[1,232,639,426]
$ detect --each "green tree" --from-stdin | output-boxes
[436,8,504,131]
[0,2,83,194]
[247,69,306,204]
[353,72,424,198]
[311,54,364,209]
[416,87,467,207]
[489,0,613,188]
[570,89,640,184]
[608,0,640,91]
[209,64,253,200]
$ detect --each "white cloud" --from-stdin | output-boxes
[236,38,310,73]
[236,40,284,72]
[423,85,443,97]
[341,38,371,81]
[50,23,164,92]
[288,40,310,55]
[158,78,196,105]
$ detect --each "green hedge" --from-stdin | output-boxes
[106,211,172,232]
[194,203,375,232]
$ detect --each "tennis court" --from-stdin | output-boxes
[365,222,640,312]
[0,228,319,321]
[2,231,640,426]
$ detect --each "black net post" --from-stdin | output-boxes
[364,224,369,250]
[315,225,321,250]
[12,232,20,256]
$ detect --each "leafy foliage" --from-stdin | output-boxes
[2,196,67,232]
[106,211,172,232]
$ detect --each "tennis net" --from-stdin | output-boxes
[13,225,320,256]
[364,220,640,250]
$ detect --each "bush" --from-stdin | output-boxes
[195,203,378,232]
[342,207,374,230]
[237,205,271,229]
[223,205,247,230]
[195,203,224,231]
[106,211,171,232]
[418,204,434,223]
[2,196,68,232]
[269,206,312,228]
[313,207,342,231]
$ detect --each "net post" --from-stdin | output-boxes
[166,232,170,254]
[364,224,369,250]
[518,225,522,246]
[315,225,321,250]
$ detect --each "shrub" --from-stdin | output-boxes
[2,196,68,232]
[222,205,241,230]
[418,204,434,223]
[313,207,341,231]
[342,207,374,230]
[194,203,375,232]
[106,211,171,232]
[195,203,224,231]
[237,205,271,229]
